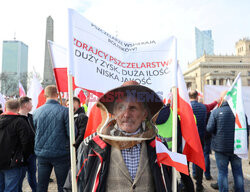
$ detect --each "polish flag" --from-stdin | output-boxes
[84,93,102,138]
[47,40,77,92]
[177,64,205,170]
[156,138,189,175]
[74,88,87,105]
[19,82,26,97]
[84,104,102,138]
[78,90,86,105]
[27,75,46,112]
[196,89,203,98]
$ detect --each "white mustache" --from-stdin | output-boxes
[121,119,134,124]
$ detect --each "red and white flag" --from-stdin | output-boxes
[196,89,203,98]
[48,40,77,92]
[156,138,189,175]
[19,82,26,97]
[74,88,87,105]
[27,75,46,112]
[177,63,205,171]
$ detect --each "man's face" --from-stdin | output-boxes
[113,98,148,133]
[26,101,33,112]
[73,101,80,112]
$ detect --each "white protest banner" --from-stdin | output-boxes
[204,84,250,124]
[68,9,176,99]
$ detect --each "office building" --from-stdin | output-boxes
[195,27,214,58]
[1,40,28,96]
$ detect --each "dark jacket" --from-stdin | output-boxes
[0,114,31,170]
[74,107,88,149]
[33,99,70,158]
[21,113,35,154]
[75,107,85,115]
[190,101,207,138]
[206,101,235,153]
[65,135,172,192]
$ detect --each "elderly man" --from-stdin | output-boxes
[75,81,172,192]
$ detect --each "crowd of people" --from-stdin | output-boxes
[0,82,249,192]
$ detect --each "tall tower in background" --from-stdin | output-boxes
[43,16,55,88]
[1,40,28,96]
[195,27,214,58]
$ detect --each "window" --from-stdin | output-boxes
[248,72,250,76]
[186,82,192,89]
[206,80,209,85]
[213,79,216,85]
[248,79,250,86]
[219,79,224,85]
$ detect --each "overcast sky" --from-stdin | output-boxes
[0,0,250,79]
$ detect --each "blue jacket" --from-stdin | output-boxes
[33,99,69,158]
[190,100,207,138]
[206,101,235,153]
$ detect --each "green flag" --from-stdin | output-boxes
[225,73,248,159]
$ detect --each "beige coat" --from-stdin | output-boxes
[105,141,155,192]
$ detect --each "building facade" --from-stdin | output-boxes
[195,27,214,58]
[184,38,250,93]
[1,40,28,96]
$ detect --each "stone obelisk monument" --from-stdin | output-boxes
[42,16,55,88]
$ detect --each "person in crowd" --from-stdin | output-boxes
[83,93,89,114]
[18,96,37,192]
[33,85,70,192]
[0,104,3,114]
[61,98,68,107]
[207,92,247,192]
[72,96,88,150]
[189,90,207,192]
[156,104,195,192]
[69,81,172,191]
[198,97,221,181]
[0,99,31,192]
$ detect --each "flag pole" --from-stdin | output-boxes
[68,74,77,191]
[47,40,63,105]
[172,86,178,192]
